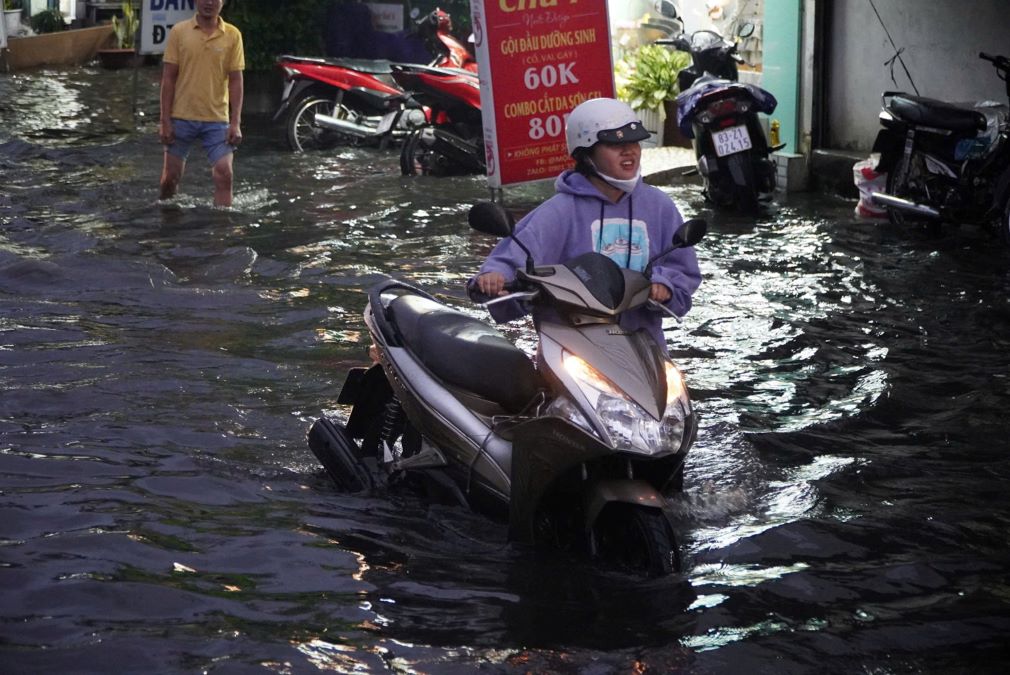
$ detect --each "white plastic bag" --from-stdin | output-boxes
[853,154,887,218]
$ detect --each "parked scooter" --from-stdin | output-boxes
[274,8,475,152]
[391,63,484,176]
[307,203,707,577]
[660,26,781,212]
[870,52,1010,241]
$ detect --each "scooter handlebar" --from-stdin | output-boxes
[467,278,523,304]
[980,52,1009,68]
[648,298,683,323]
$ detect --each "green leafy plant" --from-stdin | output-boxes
[111,0,138,49]
[616,44,692,112]
[221,0,474,72]
[3,0,22,11]
[223,0,327,71]
[30,8,67,34]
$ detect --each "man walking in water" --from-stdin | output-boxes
[159,0,245,207]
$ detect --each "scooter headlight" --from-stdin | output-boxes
[561,353,689,457]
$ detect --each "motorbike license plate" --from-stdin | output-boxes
[711,124,752,157]
[376,111,398,135]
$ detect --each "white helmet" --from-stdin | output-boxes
[565,98,651,156]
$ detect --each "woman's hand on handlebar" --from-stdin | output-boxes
[650,283,671,303]
[477,272,508,297]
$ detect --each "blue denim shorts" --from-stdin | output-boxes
[166,119,233,164]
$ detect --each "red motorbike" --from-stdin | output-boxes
[275,8,476,152]
[391,63,485,176]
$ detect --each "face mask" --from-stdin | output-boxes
[588,158,641,193]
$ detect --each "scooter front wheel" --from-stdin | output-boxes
[593,504,679,577]
[400,129,427,175]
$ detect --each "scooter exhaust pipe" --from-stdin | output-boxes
[870,192,942,219]
[314,112,381,139]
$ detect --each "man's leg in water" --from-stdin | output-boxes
[211,152,234,207]
[160,152,186,201]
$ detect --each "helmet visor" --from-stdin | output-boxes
[596,121,651,145]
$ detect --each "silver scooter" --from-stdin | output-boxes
[308,203,706,576]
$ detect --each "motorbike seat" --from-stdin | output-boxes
[388,294,540,413]
[318,57,396,74]
[888,95,987,135]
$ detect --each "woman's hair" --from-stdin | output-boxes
[572,147,595,176]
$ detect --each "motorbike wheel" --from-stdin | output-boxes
[286,96,354,152]
[1001,198,1010,246]
[883,152,942,235]
[307,417,373,492]
[400,129,430,175]
[884,162,911,228]
[593,504,679,577]
[727,153,759,213]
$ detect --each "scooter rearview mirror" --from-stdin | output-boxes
[644,218,707,278]
[674,218,708,248]
[655,0,678,20]
[467,201,513,237]
[467,201,536,273]
[737,22,755,39]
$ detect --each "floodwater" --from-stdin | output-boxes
[2,65,1009,673]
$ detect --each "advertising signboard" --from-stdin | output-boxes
[470,0,615,187]
[140,0,196,55]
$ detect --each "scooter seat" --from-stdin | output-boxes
[888,95,987,135]
[318,57,396,74]
[388,294,540,413]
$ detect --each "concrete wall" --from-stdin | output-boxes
[824,0,1010,151]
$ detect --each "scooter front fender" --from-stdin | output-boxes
[584,479,667,530]
[272,79,315,122]
[508,416,611,544]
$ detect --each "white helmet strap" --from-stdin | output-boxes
[587,158,642,193]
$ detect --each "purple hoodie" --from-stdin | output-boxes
[475,170,702,351]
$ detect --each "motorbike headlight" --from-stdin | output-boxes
[561,353,689,457]
[544,394,593,433]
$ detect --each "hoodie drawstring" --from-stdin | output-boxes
[597,196,635,269]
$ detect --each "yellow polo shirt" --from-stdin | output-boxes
[164,16,245,123]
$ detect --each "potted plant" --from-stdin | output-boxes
[97,0,140,69]
[616,43,691,147]
[3,0,23,39]
[29,8,68,34]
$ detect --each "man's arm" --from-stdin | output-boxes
[159,62,179,145]
[228,70,244,145]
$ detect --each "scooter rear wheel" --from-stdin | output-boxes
[307,417,373,492]
[287,96,354,152]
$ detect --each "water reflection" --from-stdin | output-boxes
[2,65,1009,672]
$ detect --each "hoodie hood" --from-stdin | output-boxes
[555,169,599,198]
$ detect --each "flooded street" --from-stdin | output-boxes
[2,65,1010,673]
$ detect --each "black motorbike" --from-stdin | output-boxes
[870,52,1010,241]
[660,26,781,212]
[307,203,707,577]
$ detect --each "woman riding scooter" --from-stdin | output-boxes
[474,97,702,351]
